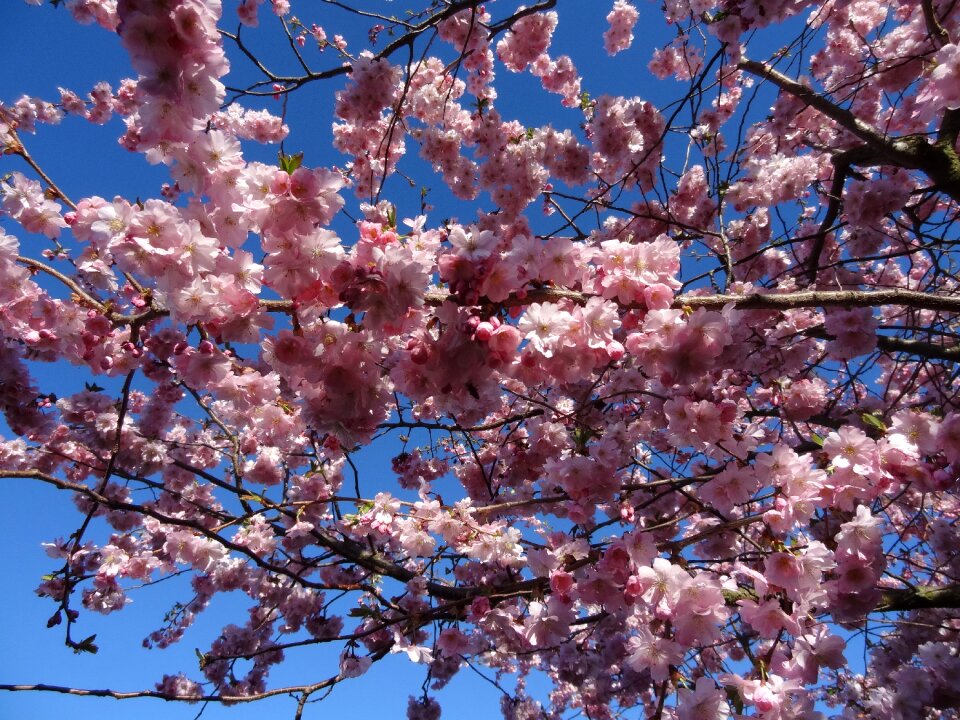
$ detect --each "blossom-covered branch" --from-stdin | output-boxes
[3,0,960,718]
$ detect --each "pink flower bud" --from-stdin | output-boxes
[410,344,431,365]
[475,322,494,342]
[469,596,491,621]
[606,340,625,360]
[753,685,777,713]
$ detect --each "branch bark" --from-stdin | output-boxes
[722,584,960,613]
[739,58,960,202]
[877,583,960,612]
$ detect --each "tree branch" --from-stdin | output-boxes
[739,58,960,202]
[877,583,960,612]
[737,59,898,155]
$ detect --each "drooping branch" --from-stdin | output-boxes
[804,145,877,285]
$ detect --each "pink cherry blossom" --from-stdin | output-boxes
[5,1,960,717]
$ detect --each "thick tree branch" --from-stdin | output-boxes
[806,325,960,362]
[722,584,960,613]
[93,287,960,348]
[672,288,960,313]
[425,286,960,314]
[737,59,899,155]
[922,0,951,47]
[739,58,960,202]
[877,584,960,612]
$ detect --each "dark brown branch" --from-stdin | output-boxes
[738,59,898,155]
[805,146,875,285]
[877,583,960,612]
[875,334,960,362]
[16,256,106,311]
[739,58,960,202]
[806,325,960,363]
[377,408,544,433]
[223,0,491,97]
[486,0,557,36]
[721,584,960,614]
[5,129,78,211]
[922,0,951,47]
[0,675,339,704]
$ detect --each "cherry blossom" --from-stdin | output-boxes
[3,0,960,718]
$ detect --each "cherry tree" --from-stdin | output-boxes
[3,0,960,717]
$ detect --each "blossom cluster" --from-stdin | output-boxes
[4,0,960,719]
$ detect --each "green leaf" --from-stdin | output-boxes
[861,412,887,433]
[571,427,595,451]
[278,151,304,174]
[810,432,824,447]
